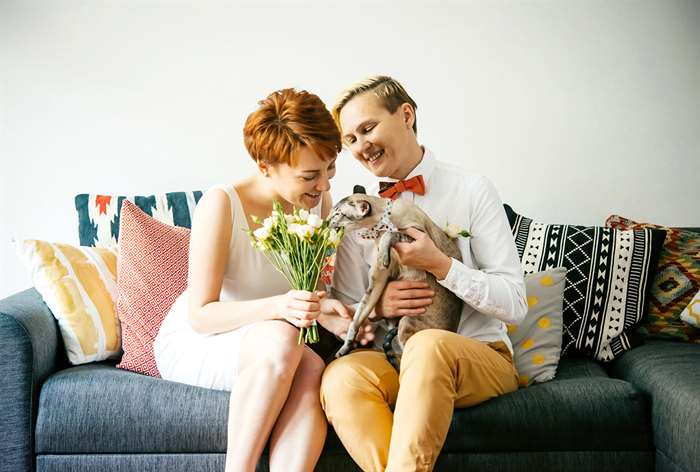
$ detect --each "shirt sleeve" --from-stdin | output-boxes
[331,231,369,306]
[437,176,528,325]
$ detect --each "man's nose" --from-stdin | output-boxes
[353,137,371,157]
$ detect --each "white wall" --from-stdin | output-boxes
[2,0,699,299]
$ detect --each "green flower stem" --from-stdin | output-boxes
[248,201,345,346]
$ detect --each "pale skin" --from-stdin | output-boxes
[339,91,452,321]
[187,147,374,472]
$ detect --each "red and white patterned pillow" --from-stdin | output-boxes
[116,200,190,377]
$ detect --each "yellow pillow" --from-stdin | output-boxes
[680,289,700,328]
[20,240,121,364]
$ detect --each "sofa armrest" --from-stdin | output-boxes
[0,288,61,472]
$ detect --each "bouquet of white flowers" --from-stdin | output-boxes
[248,200,344,344]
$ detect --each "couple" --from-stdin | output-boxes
[153,76,527,472]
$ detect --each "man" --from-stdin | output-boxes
[321,76,527,472]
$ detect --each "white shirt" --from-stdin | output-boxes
[331,148,527,355]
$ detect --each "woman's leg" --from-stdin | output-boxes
[224,320,305,472]
[268,347,327,472]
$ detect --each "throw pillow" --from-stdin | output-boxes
[680,289,700,328]
[507,267,566,387]
[19,239,120,364]
[605,215,700,343]
[116,200,190,377]
[504,205,666,362]
[75,190,202,249]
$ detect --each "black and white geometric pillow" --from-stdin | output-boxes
[504,205,666,362]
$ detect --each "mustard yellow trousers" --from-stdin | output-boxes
[320,329,519,472]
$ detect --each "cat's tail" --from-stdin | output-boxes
[383,326,400,371]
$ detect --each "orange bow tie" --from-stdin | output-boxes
[378,175,426,200]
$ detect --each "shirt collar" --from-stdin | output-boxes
[377,146,437,184]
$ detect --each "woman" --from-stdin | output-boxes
[153,88,373,472]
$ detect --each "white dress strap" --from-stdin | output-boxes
[208,184,238,225]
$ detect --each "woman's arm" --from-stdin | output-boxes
[186,189,320,336]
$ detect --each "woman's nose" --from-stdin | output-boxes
[316,173,331,192]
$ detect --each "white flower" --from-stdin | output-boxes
[444,223,461,239]
[307,214,322,228]
[285,214,295,224]
[263,217,275,230]
[298,209,309,221]
[254,226,270,240]
[297,224,314,239]
[444,223,470,239]
[328,229,341,247]
[287,223,311,238]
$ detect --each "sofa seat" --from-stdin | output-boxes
[35,354,652,457]
[607,340,700,472]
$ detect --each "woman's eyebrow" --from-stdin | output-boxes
[300,158,337,173]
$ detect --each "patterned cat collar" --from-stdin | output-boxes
[357,200,397,240]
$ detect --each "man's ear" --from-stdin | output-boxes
[401,103,416,131]
[353,185,367,194]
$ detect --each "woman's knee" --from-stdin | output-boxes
[239,320,305,381]
[291,349,326,396]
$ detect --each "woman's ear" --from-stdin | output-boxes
[258,161,270,177]
[401,103,416,131]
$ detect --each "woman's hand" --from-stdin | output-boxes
[318,299,376,346]
[275,290,325,328]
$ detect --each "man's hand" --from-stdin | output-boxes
[373,280,434,319]
[394,227,453,280]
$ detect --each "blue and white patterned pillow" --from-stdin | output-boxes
[75,191,203,249]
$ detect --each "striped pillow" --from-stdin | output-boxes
[20,240,121,364]
[75,191,202,249]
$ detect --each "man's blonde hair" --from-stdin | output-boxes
[332,75,418,134]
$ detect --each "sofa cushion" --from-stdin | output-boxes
[606,340,700,472]
[116,201,190,378]
[507,267,566,387]
[606,216,700,344]
[75,191,202,249]
[35,356,652,455]
[19,240,120,364]
[442,355,653,453]
[680,289,700,328]
[504,204,666,362]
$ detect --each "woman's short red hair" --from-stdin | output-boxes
[244,88,341,166]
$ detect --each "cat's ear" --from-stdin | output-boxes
[353,185,367,194]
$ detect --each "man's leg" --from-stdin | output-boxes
[387,329,519,472]
[320,349,399,472]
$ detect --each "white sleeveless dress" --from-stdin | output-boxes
[153,184,323,391]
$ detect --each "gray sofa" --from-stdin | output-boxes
[2,231,699,472]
